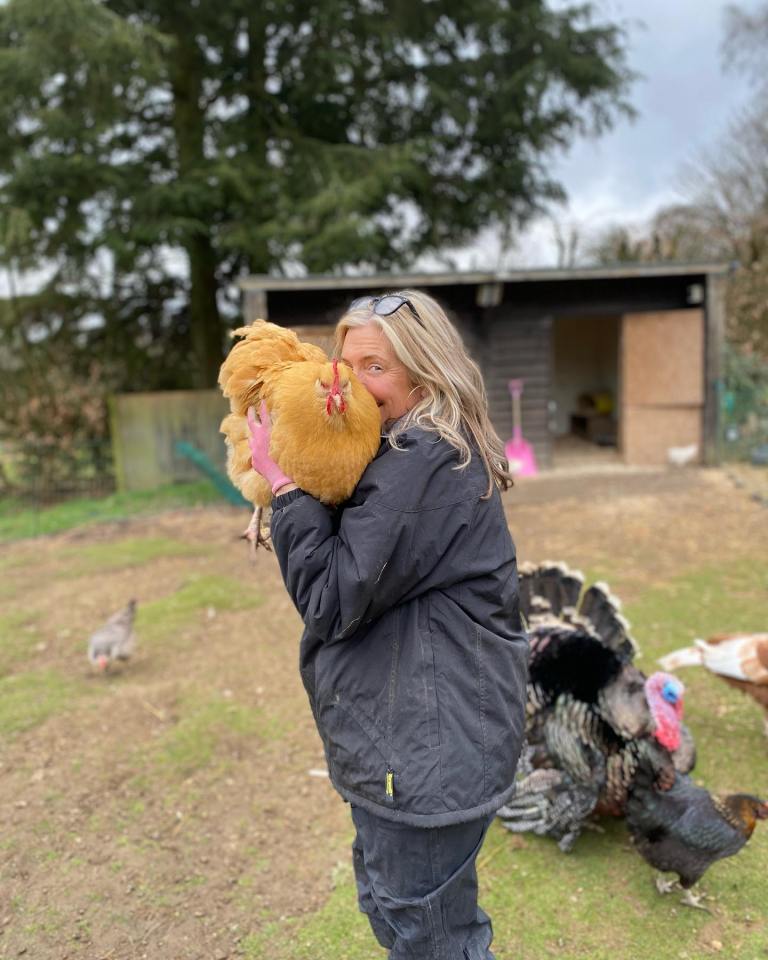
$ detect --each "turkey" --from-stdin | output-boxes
[87,599,137,672]
[497,562,694,851]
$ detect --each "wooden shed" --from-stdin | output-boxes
[240,264,728,469]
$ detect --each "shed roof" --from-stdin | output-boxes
[240,261,730,292]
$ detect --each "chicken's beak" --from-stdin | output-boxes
[325,388,346,416]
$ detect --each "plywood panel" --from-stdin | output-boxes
[623,310,704,405]
[623,407,702,465]
[111,390,230,491]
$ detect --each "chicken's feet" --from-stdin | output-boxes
[655,875,678,896]
[241,507,273,553]
[679,888,710,912]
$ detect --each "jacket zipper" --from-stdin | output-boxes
[385,612,401,802]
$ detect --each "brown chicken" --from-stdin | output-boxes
[659,632,768,738]
[218,319,381,548]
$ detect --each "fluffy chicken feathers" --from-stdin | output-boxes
[219,319,381,511]
[219,320,327,417]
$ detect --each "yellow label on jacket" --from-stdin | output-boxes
[385,770,394,798]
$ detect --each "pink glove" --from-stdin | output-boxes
[246,401,293,495]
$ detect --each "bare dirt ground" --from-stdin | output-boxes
[0,465,766,960]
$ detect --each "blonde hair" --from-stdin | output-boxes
[334,289,514,496]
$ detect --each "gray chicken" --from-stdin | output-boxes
[87,599,137,672]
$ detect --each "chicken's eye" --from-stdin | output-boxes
[319,380,330,390]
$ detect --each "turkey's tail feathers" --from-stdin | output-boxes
[519,561,637,661]
[519,561,583,623]
[578,582,637,661]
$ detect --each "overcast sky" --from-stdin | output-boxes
[435,0,762,269]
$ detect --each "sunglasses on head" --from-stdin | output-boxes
[348,292,424,327]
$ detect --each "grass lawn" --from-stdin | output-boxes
[0,480,222,541]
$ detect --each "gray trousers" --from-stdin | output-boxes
[351,805,496,959]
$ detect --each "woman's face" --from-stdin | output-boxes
[340,324,421,426]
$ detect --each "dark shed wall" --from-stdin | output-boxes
[501,275,698,315]
[481,309,552,468]
[265,283,482,332]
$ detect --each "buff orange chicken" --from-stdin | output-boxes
[218,319,381,549]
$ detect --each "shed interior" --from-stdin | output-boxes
[550,314,621,465]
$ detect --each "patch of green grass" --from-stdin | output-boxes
[240,860,374,960]
[61,536,206,576]
[138,574,263,646]
[0,481,226,542]
[483,819,767,959]
[627,557,767,661]
[0,610,39,675]
[154,692,284,778]
[0,670,83,735]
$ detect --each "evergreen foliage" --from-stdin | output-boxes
[0,0,633,390]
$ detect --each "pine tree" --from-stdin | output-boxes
[0,0,634,387]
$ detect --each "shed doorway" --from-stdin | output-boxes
[550,314,621,468]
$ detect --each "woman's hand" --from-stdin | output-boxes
[246,402,295,495]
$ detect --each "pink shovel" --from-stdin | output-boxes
[505,379,538,477]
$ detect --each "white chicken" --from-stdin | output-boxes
[667,444,699,467]
[659,633,768,737]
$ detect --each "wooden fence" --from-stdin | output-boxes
[109,390,230,492]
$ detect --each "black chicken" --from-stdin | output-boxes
[626,760,768,909]
[497,562,694,851]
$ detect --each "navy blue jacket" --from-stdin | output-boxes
[271,425,529,826]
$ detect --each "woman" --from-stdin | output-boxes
[248,289,528,959]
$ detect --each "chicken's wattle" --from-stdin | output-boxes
[326,359,347,416]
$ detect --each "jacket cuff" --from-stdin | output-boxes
[271,488,308,511]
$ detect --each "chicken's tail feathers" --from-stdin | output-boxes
[661,634,768,683]
[658,645,704,671]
